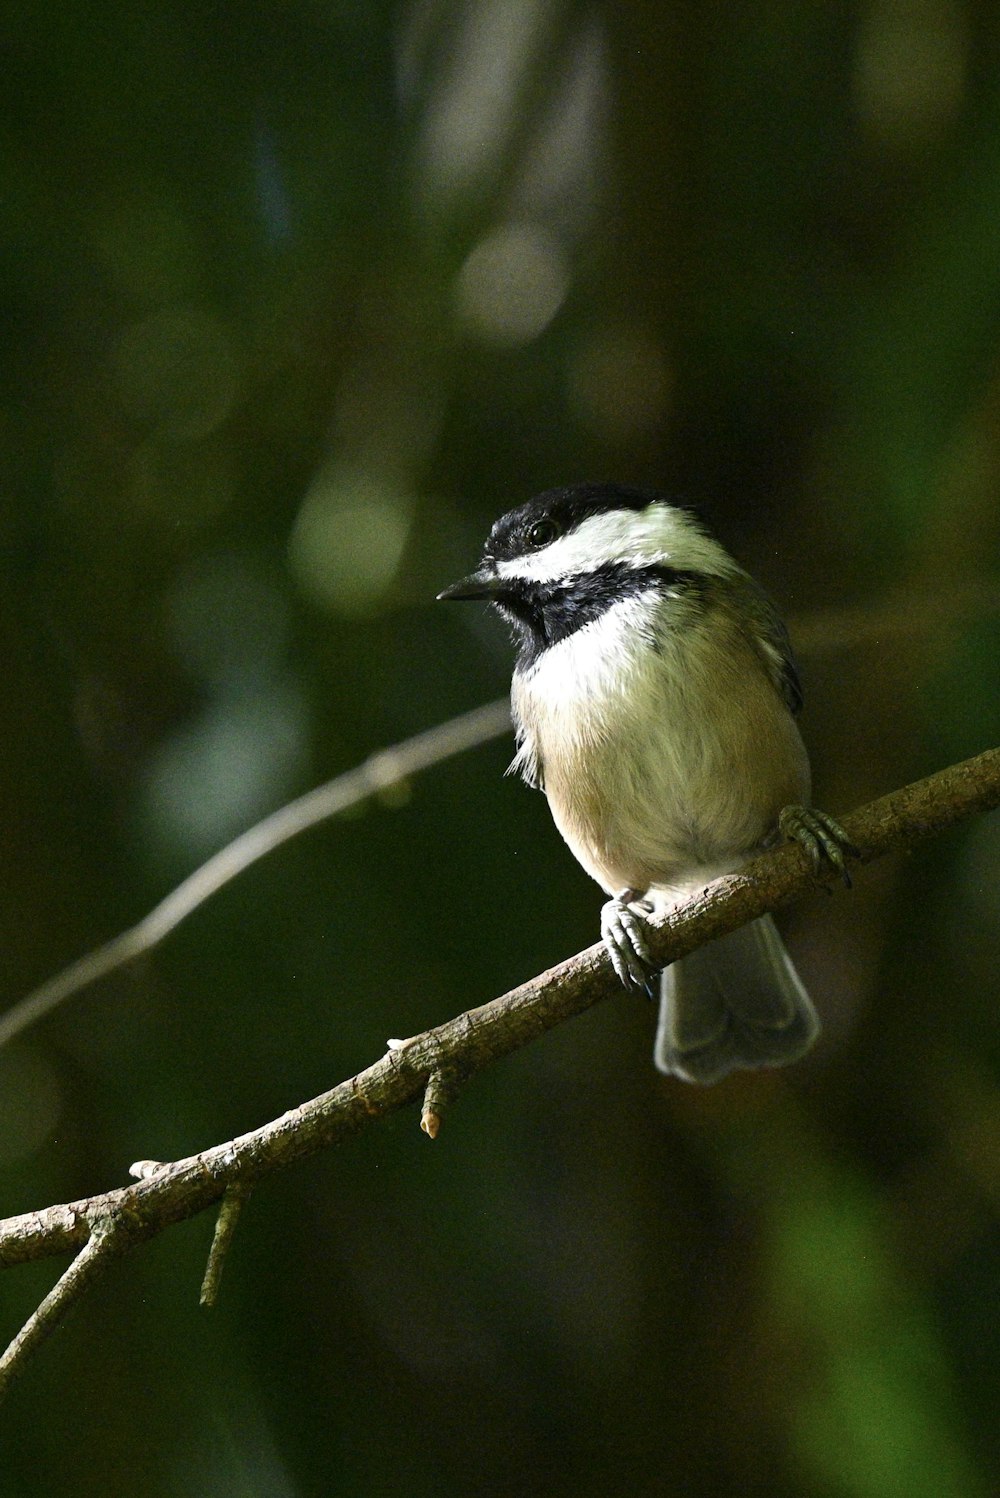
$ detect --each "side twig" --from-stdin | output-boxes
[200,1186,252,1308]
[0,1217,126,1399]
[420,1067,464,1139]
[0,746,997,1399]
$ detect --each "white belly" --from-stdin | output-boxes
[511,596,809,897]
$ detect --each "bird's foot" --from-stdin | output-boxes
[779,805,859,888]
[601,889,658,991]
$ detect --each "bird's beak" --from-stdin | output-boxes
[436,567,504,602]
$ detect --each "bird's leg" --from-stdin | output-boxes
[601,888,658,991]
[778,806,859,887]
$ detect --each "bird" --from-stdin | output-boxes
[438,482,854,1084]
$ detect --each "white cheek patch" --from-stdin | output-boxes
[495,504,735,584]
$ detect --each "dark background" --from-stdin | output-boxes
[2,2,1000,1493]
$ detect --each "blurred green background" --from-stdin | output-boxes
[2,1,1000,1493]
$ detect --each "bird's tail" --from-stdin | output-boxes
[654,914,819,1084]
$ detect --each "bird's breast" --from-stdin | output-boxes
[511,596,809,895]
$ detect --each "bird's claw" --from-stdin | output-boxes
[779,805,859,888]
[601,890,658,992]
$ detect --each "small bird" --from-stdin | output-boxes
[438,482,855,1084]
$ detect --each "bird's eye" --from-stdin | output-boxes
[527,518,560,548]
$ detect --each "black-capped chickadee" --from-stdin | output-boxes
[438,483,854,1084]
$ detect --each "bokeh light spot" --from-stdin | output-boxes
[412,0,549,199]
[456,222,568,346]
[288,466,414,616]
[140,683,309,861]
[855,0,967,147]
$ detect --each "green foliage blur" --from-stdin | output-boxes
[2,2,1000,1493]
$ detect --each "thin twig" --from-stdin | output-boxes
[0,1217,125,1399]
[199,1186,251,1308]
[0,699,511,1052]
[0,751,993,1313]
[421,1068,463,1139]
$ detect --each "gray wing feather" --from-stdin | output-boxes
[731,573,803,715]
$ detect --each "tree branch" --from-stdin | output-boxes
[0,745,997,1398]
